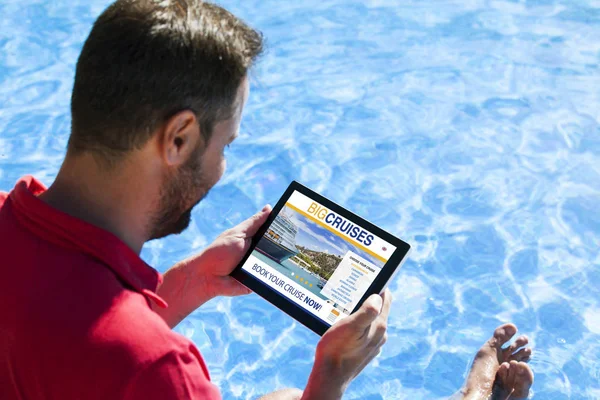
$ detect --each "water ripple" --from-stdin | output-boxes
[1,0,599,398]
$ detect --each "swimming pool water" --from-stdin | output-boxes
[1,0,599,398]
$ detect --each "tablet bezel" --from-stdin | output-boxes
[230,181,411,336]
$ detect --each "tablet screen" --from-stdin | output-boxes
[240,190,397,326]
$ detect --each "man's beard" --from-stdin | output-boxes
[148,146,209,240]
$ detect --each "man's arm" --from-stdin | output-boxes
[151,206,271,328]
[258,290,392,400]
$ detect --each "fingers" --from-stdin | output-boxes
[348,293,383,331]
[365,290,391,347]
[366,289,391,342]
[352,346,382,380]
[345,325,387,381]
[229,279,252,296]
[379,288,392,320]
[346,290,391,371]
[312,292,391,388]
[234,204,272,238]
[215,276,252,297]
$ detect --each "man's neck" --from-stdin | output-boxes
[39,153,156,254]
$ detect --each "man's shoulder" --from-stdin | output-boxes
[0,190,12,220]
[81,297,219,398]
[27,283,215,398]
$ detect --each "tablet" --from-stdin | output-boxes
[231,181,411,336]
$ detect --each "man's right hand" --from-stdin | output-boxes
[301,289,392,400]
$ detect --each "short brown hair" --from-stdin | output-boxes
[69,0,263,163]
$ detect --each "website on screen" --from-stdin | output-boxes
[241,191,396,325]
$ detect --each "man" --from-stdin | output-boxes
[0,0,533,399]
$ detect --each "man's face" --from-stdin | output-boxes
[149,78,250,239]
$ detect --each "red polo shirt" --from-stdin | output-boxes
[0,176,221,399]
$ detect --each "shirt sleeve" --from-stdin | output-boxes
[122,350,222,400]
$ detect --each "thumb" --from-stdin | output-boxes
[215,276,252,297]
[237,204,272,237]
[346,294,383,330]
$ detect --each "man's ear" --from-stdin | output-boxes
[159,110,203,167]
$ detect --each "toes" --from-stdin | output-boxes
[489,323,518,348]
[503,335,530,360]
[495,361,534,399]
[512,362,534,399]
[506,335,529,352]
[510,347,532,362]
[497,362,510,382]
[514,361,534,385]
[507,360,519,386]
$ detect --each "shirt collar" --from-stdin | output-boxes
[9,175,167,308]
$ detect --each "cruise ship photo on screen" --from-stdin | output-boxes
[256,213,299,263]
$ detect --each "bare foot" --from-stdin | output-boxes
[492,361,534,399]
[459,323,532,400]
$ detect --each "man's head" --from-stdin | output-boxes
[68,0,262,239]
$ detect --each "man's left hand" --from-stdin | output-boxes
[152,205,271,328]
